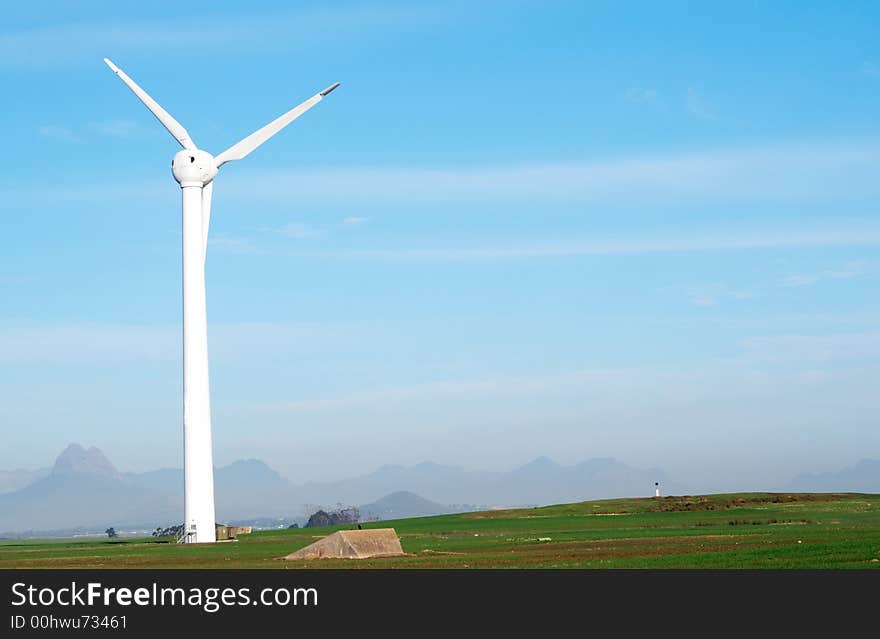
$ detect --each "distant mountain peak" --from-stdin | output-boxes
[790,458,880,492]
[52,443,118,478]
[223,458,273,469]
[514,456,561,471]
[359,490,451,520]
[382,490,424,499]
[216,459,284,484]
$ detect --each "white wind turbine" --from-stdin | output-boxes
[104,58,339,543]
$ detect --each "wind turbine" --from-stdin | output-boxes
[103,58,339,543]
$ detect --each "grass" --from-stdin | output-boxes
[2,493,879,569]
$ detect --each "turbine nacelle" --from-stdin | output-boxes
[172,149,218,187]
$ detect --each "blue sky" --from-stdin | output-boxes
[1,1,879,491]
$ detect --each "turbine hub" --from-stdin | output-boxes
[172,149,218,187]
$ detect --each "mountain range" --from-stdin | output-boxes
[0,444,671,535]
[1,444,876,537]
[788,459,880,493]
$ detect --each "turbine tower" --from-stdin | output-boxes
[104,58,339,543]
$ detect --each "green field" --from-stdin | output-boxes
[2,493,879,569]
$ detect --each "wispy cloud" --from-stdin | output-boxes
[88,119,139,138]
[326,227,880,261]
[0,322,176,365]
[0,321,355,366]
[205,222,880,261]
[260,217,369,242]
[624,87,658,104]
[861,60,880,78]
[271,223,325,240]
[37,125,78,142]
[0,6,452,67]
[251,330,880,416]
[213,138,880,207]
[782,260,872,288]
[9,137,880,208]
[37,120,140,142]
[742,332,880,364]
[686,284,756,308]
[685,87,717,121]
[207,235,262,254]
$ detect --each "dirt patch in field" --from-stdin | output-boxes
[641,493,850,514]
[462,493,857,519]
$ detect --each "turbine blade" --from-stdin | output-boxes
[201,180,213,261]
[214,83,340,167]
[103,58,197,150]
